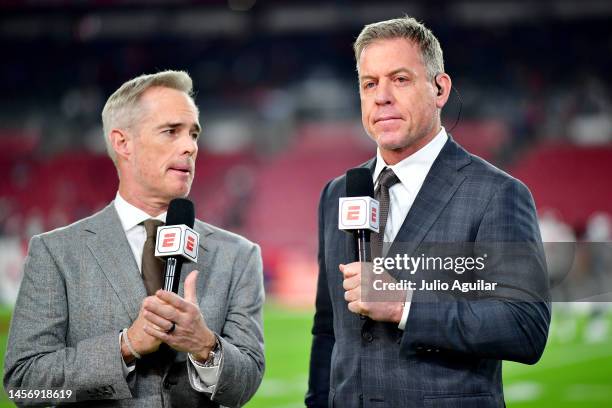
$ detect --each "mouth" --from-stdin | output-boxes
[374,116,402,124]
[168,165,192,176]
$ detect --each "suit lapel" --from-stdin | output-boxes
[84,203,146,322]
[387,137,471,260]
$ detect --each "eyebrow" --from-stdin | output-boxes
[359,67,416,81]
[157,122,202,134]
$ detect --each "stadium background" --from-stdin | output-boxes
[0,0,611,406]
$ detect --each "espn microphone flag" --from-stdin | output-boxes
[340,168,380,263]
[156,198,197,293]
[338,197,379,233]
[155,225,200,262]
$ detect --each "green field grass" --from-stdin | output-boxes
[248,304,612,408]
[1,304,610,408]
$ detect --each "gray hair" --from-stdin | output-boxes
[354,16,444,80]
[101,70,194,164]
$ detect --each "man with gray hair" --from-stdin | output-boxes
[307,16,550,407]
[4,70,265,407]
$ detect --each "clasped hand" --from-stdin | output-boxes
[124,270,216,363]
[341,262,406,323]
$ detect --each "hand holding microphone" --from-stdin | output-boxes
[143,270,217,363]
[338,168,404,323]
[125,199,216,362]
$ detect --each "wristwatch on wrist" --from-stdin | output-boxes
[201,337,220,367]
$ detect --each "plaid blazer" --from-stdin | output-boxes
[306,137,550,408]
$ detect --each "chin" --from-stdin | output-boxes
[377,138,410,152]
[166,184,191,199]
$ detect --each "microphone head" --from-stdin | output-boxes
[346,168,374,197]
[166,198,195,228]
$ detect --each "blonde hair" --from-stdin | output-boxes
[354,16,444,80]
[101,70,194,164]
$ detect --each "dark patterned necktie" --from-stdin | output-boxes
[371,167,400,259]
[142,219,165,295]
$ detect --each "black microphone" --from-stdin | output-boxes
[343,168,378,262]
[161,198,196,293]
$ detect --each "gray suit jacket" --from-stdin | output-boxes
[307,137,550,408]
[4,203,265,407]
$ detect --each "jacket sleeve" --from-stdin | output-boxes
[305,181,336,408]
[3,235,133,406]
[400,178,551,364]
[209,242,265,408]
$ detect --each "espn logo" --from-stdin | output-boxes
[338,197,379,233]
[155,225,200,262]
[162,232,177,248]
[186,235,196,252]
[346,205,361,221]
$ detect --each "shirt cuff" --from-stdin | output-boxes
[397,289,414,331]
[119,331,136,377]
[186,342,223,393]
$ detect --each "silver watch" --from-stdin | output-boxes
[202,338,220,367]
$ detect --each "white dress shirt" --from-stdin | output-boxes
[372,128,448,330]
[114,193,220,393]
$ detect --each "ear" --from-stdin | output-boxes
[434,73,452,109]
[109,129,132,161]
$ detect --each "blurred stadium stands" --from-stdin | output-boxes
[2,0,612,301]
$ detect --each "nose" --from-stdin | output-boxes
[181,132,198,157]
[374,80,393,106]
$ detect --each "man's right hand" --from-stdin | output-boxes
[121,296,164,363]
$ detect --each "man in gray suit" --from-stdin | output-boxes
[306,17,550,407]
[4,71,264,407]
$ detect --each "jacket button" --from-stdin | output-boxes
[362,331,374,342]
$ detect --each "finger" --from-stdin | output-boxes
[144,297,179,321]
[344,289,358,303]
[340,263,360,278]
[347,301,362,315]
[155,289,191,312]
[143,309,174,332]
[144,323,172,343]
[342,274,360,292]
[184,270,199,305]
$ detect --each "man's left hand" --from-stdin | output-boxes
[142,270,217,362]
[340,262,405,323]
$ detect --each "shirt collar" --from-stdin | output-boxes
[373,127,448,187]
[114,192,167,232]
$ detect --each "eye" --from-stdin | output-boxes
[362,81,376,90]
[394,76,409,85]
[191,132,200,140]
[163,128,177,135]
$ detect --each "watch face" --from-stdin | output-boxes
[202,339,220,367]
